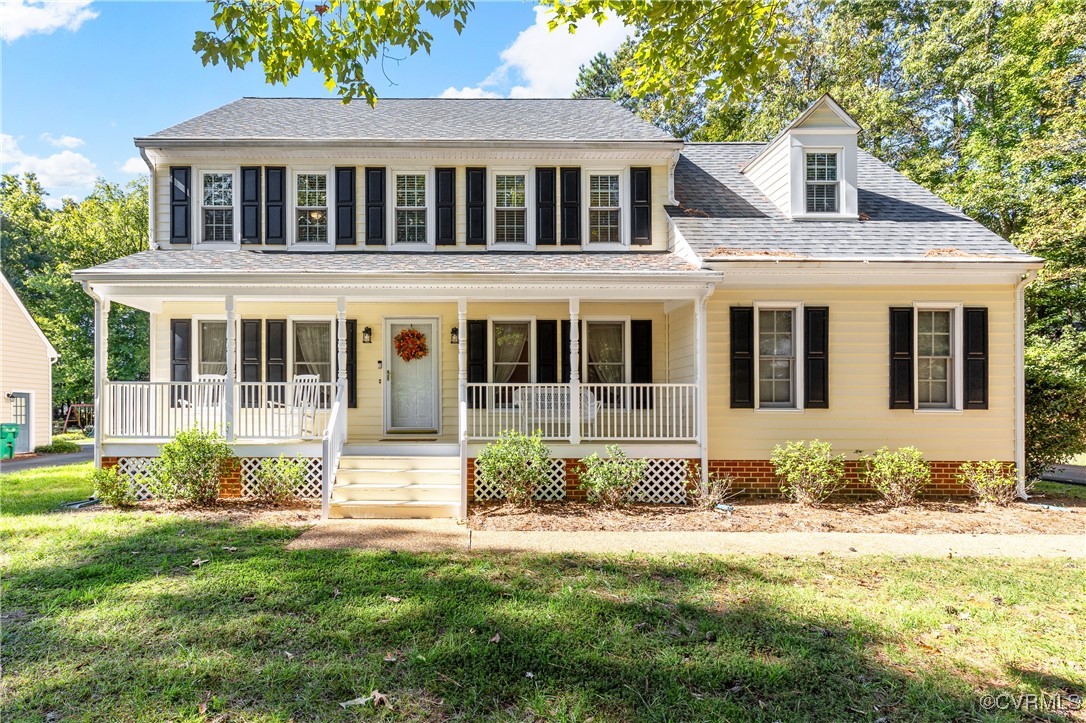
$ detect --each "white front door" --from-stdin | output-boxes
[385,319,440,433]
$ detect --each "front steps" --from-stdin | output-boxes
[329,453,460,519]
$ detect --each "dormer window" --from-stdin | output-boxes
[804,152,839,213]
[201,172,234,243]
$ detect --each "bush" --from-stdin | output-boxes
[958,460,1021,506]
[475,430,553,507]
[685,461,738,509]
[34,438,82,454]
[250,455,307,504]
[53,431,89,442]
[148,428,236,505]
[862,446,930,506]
[91,467,136,508]
[1025,331,1086,478]
[771,439,846,505]
[578,445,648,507]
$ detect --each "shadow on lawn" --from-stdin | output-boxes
[3,515,1013,722]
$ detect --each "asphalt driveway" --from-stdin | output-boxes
[0,443,93,473]
[1042,464,1086,485]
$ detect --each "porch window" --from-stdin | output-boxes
[917,309,953,408]
[296,173,329,244]
[588,173,621,244]
[201,172,234,243]
[585,321,626,383]
[758,309,795,407]
[494,174,527,244]
[395,173,427,244]
[293,321,332,382]
[492,321,531,383]
[198,321,228,376]
[804,153,839,213]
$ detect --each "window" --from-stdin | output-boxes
[293,321,332,382]
[494,174,527,244]
[395,173,427,244]
[805,153,839,213]
[917,310,953,408]
[201,172,234,243]
[491,321,531,384]
[296,173,328,244]
[588,173,621,244]
[585,321,626,383]
[198,321,228,376]
[758,309,796,407]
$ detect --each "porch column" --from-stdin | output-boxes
[568,298,581,444]
[336,297,347,398]
[92,292,110,467]
[224,295,236,442]
[458,297,468,517]
[695,288,711,489]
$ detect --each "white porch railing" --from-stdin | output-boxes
[465,383,697,441]
[321,384,347,519]
[102,380,335,440]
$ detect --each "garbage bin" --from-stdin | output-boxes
[0,424,19,460]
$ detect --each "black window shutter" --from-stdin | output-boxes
[170,319,191,406]
[536,167,556,245]
[265,319,287,405]
[435,168,456,246]
[240,320,262,407]
[240,166,261,244]
[963,307,989,409]
[561,320,571,383]
[536,320,558,383]
[467,320,487,408]
[466,168,486,246]
[346,319,358,408]
[335,167,356,245]
[804,307,829,408]
[169,166,191,244]
[265,167,286,245]
[631,319,653,408]
[560,167,581,245]
[365,167,386,245]
[889,307,914,409]
[730,307,754,408]
[630,167,652,245]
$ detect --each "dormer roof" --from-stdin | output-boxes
[741,94,860,174]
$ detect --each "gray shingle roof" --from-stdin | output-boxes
[139,97,678,144]
[670,143,1037,261]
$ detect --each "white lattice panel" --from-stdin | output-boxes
[474,458,566,502]
[239,457,322,499]
[115,457,154,500]
[627,459,689,504]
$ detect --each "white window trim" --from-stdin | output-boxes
[753,302,804,412]
[289,168,335,251]
[799,148,843,219]
[287,316,336,384]
[194,169,240,248]
[389,168,435,249]
[913,302,964,413]
[582,168,629,250]
[487,168,534,250]
[581,316,632,385]
[486,317,536,385]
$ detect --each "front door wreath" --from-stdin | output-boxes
[393,327,429,362]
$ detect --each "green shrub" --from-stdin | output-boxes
[1025,331,1086,478]
[771,439,846,506]
[685,461,738,509]
[578,445,648,507]
[53,431,89,442]
[91,467,136,508]
[34,438,82,454]
[958,460,1021,506]
[475,430,553,507]
[148,428,236,505]
[862,446,930,506]
[250,455,307,504]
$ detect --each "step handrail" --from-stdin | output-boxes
[321,384,347,519]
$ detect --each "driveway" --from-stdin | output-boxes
[1042,464,1086,485]
[0,442,93,473]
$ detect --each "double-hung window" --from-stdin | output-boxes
[804,152,839,213]
[758,309,796,408]
[292,320,333,383]
[197,321,228,376]
[494,173,527,245]
[395,173,428,244]
[585,321,626,384]
[917,309,953,408]
[296,173,329,244]
[588,173,621,244]
[201,172,234,243]
[490,319,532,407]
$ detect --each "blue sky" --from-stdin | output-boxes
[1,1,627,207]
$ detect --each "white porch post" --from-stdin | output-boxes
[336,297,347,397]
[224,295,236,442]
[568,298,581,445]
[457,298,468,518]
[695,289,711,488]
[92,292,110,467]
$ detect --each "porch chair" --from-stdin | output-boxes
[267,374,320,437]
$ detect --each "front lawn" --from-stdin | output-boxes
[2,467,1083,721]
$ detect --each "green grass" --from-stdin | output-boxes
[33,438,83,454]
[1033,480,1086,501]
[2,469,1084,721]
[1,462,93,516]
[51,431,90,442]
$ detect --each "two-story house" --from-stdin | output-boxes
[75,95,1042,518]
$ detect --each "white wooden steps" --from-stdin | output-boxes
[329,454,460,519]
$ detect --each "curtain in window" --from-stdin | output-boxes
[492,322,529,383]
[199,321,227,376]
[294,322,331,381]
[587,322,624,383]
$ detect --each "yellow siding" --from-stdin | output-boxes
[1,282,54,449]
[706,286,1015,461]
[666,302,695,383]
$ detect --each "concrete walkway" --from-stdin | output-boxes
[289,519,1085,558]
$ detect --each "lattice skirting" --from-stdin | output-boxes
[627,458,690,504]
[239,457,323,499]
[474,458,566,502]
[114,456,155,500]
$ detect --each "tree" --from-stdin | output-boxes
[194,0,792,105]
[0,174,52,303]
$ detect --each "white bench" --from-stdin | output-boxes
[513,386,601,423]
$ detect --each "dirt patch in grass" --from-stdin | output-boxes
[469,492,1086,534]
[82,498,322,529]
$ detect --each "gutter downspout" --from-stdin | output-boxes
[1015,270,1038,499]
[140,148,158,251]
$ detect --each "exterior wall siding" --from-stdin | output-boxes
[665,302,695,383]
[1,282,54,450]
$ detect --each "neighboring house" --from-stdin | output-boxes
[1,275,59,454]
[75,95,1042,517]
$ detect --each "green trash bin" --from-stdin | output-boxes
[0,424,18,460]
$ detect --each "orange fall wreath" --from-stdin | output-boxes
[393,327,429,362]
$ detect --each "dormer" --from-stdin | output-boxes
[741,94,860,220]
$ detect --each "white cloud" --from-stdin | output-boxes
[120,156,148,174]
[0,0,97,42]
[40,132,85,149]
[440,86,501,99]
[1,133,98,195]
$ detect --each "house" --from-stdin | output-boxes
[1,275,59,455]
[74,95,1042,517]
